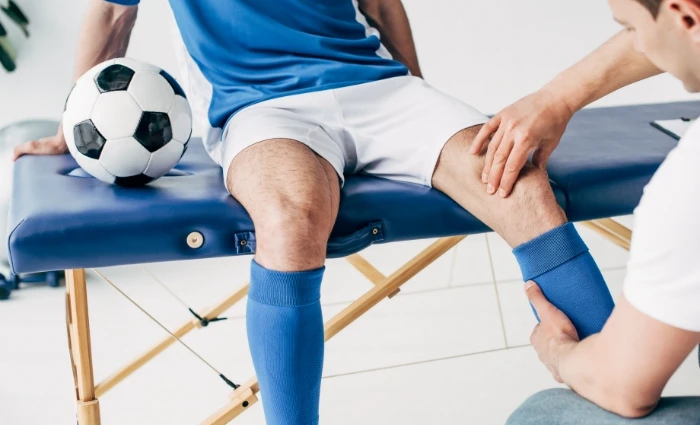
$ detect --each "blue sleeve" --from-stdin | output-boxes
[105,0,140,5]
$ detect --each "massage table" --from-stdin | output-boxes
[8,101,698,424]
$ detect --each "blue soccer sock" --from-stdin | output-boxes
[513,223,614,338]
[247,260,325,425]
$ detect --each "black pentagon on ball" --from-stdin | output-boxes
[159,69,186,98]
[114,174,154,187]
[73,120,106,159]
[95,64,135,93]
[134,112,173,152]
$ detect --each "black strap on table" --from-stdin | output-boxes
[189,308,228,327]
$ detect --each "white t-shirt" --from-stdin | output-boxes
[624,120,700,332]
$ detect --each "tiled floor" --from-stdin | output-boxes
[2,216,699,425]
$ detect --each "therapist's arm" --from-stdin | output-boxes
[13,0,138,160]
[472,30,661,198]
[358,0,422,78]
[527,286,700,418]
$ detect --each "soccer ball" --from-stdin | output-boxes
[63,58,192,187]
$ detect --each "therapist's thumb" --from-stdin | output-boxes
[525,281,551,318]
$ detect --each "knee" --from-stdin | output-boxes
[510,165,552,202]
[504,165,565,223]
[254,198,331,270]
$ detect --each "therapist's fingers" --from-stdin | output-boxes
[486,135,516,197]
[482,125,505,188]
[471,116,500,156]
[496,144,532,198]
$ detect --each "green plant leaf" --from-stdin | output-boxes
[0,33,17,72]
[2,0,29,37]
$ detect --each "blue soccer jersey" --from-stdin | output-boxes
[106,0,408,132]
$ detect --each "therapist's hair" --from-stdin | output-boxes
[635,0,662,16]
[636,0,700,17]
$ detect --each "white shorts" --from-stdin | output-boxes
[219,76,488,188]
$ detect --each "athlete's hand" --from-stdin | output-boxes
[470,88,575,198]
[12,124,69,161]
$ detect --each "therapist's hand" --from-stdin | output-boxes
[526,281,579,383]
[13,124,68,161]
[471,89,574,198]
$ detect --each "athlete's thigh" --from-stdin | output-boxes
[221,103,344,235]
[227,138,340,233]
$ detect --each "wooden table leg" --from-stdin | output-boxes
[66,269,101,425]
[583,219,632,251]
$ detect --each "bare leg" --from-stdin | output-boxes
[228,139,340,270]
[227,139,340,425]
[433,126,566,247]
[434,126,614,338]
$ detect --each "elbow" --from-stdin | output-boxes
[113,5,138,28]
[101,2,138,28]
[608,399,657,419]
[358,0,402,25]
[597,384,659,419]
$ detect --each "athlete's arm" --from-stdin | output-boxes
[471,30,661,198]
[359,0,422,78]
[13,0,138,160]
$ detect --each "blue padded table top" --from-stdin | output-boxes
[8,101,699,274]
[548,101,698,222]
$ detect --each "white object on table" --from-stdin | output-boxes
[651,118,697,140]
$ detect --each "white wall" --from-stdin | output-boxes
[0,0,180,130]
[1,0,697,133]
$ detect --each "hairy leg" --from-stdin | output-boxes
[434,126,614,338]
[228,139,340,270]
[433,126,566,247]
[227,139,340,425]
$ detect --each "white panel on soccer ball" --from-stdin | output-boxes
[99,137,151,177]
[74,153,116,184]
[64,124,80,159]
[144,140,184,178]
[62,113,81,157]
[80,59,116,84]
[168,96,193,142]
[114,57,161,73]
[65,79,101,119]
[128,71,175,113]
[63,85,99,136]
[90,92,143,139]
[63,82,101,155]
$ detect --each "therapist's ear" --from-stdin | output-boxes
[667,0,700,32]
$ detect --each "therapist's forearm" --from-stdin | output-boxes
[555,335,659,418]
[359,0,422,77]
[543,31,661,112]
[73,0,137,81]
[554,297,699,419]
